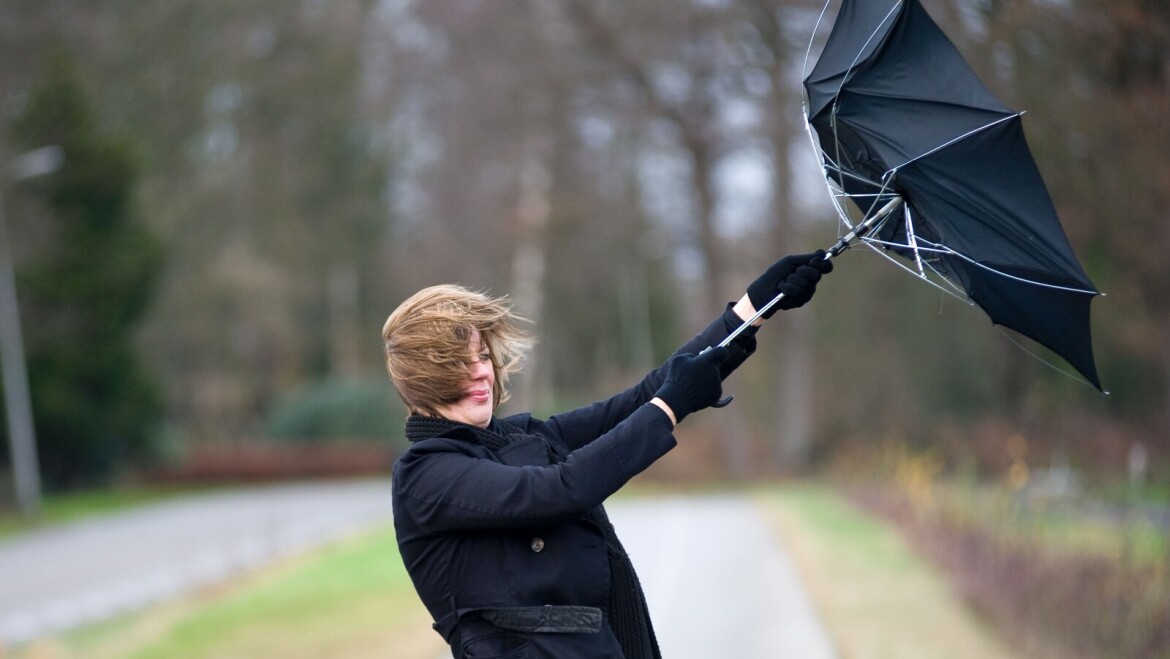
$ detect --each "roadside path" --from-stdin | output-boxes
[433,493,837,659]
[1,483,835,658]
[611,494,836,659]
[0,480,394,645]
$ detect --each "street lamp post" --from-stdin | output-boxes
[0,145,64,518]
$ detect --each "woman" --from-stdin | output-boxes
[384,251,832,658]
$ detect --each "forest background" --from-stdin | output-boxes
[0,0,1166,496]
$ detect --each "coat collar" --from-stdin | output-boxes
[404,415,517,451]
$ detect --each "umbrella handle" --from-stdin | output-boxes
[713,195,904,348]
[705,196,905,406]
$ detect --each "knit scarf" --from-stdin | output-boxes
[404,415,661,659]
[405,414,517,452]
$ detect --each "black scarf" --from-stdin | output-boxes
[405,415,661,659]
[405,414,516,452]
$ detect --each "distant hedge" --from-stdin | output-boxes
[265,377,405,450]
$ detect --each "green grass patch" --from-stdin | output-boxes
[755,483,1019,659]
[126,528,404,658]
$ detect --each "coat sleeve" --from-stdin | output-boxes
[547,304,758,451]
[393,404,676,533]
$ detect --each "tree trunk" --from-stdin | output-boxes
[765,11,812,470]
[508,148,553,413]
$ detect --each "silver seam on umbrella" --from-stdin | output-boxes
[893,112,1022,171]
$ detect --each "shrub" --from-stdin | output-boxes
[854,484,1170,659]
[265,376,405,452]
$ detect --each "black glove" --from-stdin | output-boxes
[746,250,834,319]
[654,347,729,423]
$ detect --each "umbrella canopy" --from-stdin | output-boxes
[802,0,1102,390]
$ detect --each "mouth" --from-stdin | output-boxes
[467,389,491,404]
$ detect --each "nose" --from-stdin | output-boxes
[469,358,492,380]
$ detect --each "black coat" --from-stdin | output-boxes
[391,307,755,658]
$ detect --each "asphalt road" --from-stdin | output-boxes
[434,494,837,659]
[0,479,395,645]
[1,482,835,658]
[611,495,836,659]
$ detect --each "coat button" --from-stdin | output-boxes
[530,537,545,553]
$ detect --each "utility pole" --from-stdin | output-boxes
[0,145,63,518]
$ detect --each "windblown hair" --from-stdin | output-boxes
[382,284,532,417]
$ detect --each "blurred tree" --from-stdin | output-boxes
[732,0,827,468]
[4,53,163,489]
[376,0,674,416]
[973,0,1169,428]
[1,0,1162,482]
[562,0,770,472]
[83,0,392,440]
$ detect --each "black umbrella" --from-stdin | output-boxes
[790,0,1102,390]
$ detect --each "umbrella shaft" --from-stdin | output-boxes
[717,195,904,349]
[827,195,903,258]
[716,295,782,348]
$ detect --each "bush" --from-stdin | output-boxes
[265,376,405,451]
[853,483,1170,659]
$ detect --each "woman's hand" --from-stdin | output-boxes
[745,250,834,319]
[651,347,729,425]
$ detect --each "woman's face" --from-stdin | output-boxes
[434,328,495,428]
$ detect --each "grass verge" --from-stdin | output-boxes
[11,525,445,659]
[754,483,1019,659]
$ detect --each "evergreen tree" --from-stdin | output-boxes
[6,52,162,489]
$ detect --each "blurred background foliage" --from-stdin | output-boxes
[0,0,1165,493]
[8,52,163,490]
[265,376,404,446]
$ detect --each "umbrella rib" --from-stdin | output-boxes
[993,326,1110,393]
[858,238,973,301]
[912,238,1098,295]
[830,109,848,194]
[901,201,927,277]
[895,112,1021,171]
[801,0,837,81]
[805,118,859,236]
[863,233,1105,392]
[820,0,903,197]
[831,0,904,103]
[866,234,1069,294]
[823,162,886,192]
[859,235,1104,392]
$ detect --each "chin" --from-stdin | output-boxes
[471,409,493,427]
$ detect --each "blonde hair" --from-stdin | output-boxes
[382,284,532,417]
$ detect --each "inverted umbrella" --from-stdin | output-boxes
[722,0,1102,390]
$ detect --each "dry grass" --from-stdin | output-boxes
[755,483,1020,659]
[858,484,1170,659]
